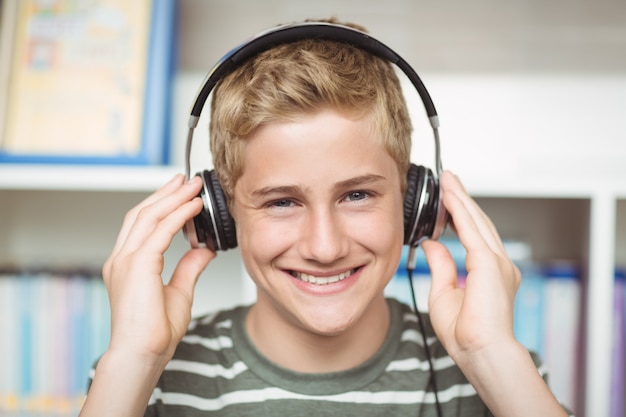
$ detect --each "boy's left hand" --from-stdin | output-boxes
[422,171,521,360]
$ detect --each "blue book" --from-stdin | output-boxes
[18,274,33,399]
[88,276,111,369]
[68,276,89,398]
[513,263,545,357]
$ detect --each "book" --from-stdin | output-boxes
[513,263,545,357]
[0,0,177,165]
[542,261,581,410]
[0,270,111,415]
[0,272,19,412]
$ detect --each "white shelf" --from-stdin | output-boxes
[2,162,625,199]
[0,164,182,192]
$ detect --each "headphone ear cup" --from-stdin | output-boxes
[188,170,237,251]
[403,163,444,246]
[403,164,424,245]
[203,170,238,251]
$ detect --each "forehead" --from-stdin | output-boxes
[237,110,398,185]
[245,109,379,155]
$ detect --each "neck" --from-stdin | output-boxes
[246,295,391,373]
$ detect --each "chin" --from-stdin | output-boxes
[294,301,363,337]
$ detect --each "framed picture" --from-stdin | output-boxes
[0,0,176,165]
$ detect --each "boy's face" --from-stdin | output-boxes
[232,109,404,336]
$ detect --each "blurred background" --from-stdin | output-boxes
[0,0,625,416]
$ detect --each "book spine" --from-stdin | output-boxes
[542,261,581,410]
[31,273,53,411]
[68,275,89,400]
[18,274,33,402]
[0,272,20,412]
[513,263,545,358]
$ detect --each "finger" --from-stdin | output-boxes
[104,175,196,281]
[124,195,205,259]
[440,174,521,298]
[104,175,188,280]
[133,173,188,217]
[422,239,459,301]
[421,239,464,338]
[112,174,186,252]
[442,172,501,246]
[104,197,207,318]
[441,172,505,256]
[167,248,216,332]
[169,248,215,293]
[441,188,500,276]
[118,177,203,255]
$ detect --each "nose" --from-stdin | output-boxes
[298,205,349,264]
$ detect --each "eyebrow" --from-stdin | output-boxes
[250,174,387,199]
[334,174,386,190]
[251,185,302,199]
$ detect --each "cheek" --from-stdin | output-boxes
[236,216,296,263]
[344,207,405,253]
[354,199,406,277]
[357,190,405,243]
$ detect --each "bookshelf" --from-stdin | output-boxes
[1,152,625,417]
[0,169,250,314]
[2,0,626,415]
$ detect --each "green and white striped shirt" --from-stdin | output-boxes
[88,298,574,416]
[143,299,513,416]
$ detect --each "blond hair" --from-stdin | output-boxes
[209,22,412,203]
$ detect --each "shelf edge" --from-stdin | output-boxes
[0,164,183,192]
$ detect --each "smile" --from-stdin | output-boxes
[290,268,357,285]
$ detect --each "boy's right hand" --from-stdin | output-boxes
[102,174,215,365]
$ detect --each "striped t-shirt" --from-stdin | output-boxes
[143,298,508,416]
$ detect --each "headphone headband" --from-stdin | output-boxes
[185,21,442,179]
[189,22,438,120]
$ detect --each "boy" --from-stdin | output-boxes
[81,20,572,416]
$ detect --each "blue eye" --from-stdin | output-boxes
[271,199,294,208]
[345,191,369,202]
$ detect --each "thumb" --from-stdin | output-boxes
[421,240,458,308]
[168,248,215,303]
[165,248,215,339]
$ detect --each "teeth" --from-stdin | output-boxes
[293,269,355,285]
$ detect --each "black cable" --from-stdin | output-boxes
[407,265,443,417]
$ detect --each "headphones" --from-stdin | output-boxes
[183,21,448,252]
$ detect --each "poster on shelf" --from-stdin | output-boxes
[0,0,176,165]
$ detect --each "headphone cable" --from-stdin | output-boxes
[406,248,443,417]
